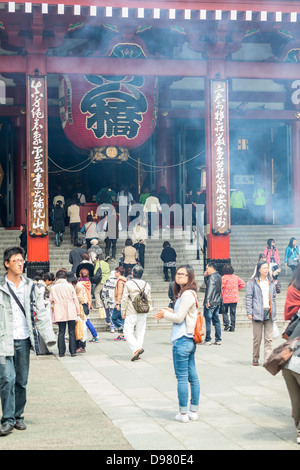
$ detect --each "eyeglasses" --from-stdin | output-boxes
[176,272,188,277]
[11,259,25,264]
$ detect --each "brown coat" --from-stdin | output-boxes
[114,276,127,305]
[50,279,80,323]
[123,246,138,264]
[75,282,88,320]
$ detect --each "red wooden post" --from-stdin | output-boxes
[205,59,231,269]
[155,113,174,200]
[26,53,49,277]
[13,116,27,227]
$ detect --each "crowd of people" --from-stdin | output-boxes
[1,224,300,445]
[50,185,175,252]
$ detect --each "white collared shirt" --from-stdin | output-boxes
[259,279,270,309]
[6,275,29,340]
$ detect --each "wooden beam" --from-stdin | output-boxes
[226,61,300,80]
[168,108,300,120]
[1,54,300,82]
[169,89,287,103]
[0,56,26,74]
[46,56,208,76]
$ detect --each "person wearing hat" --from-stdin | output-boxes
[76,252,94,279]
[88,239,103,264]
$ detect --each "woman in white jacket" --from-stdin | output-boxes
[154,264,200,423]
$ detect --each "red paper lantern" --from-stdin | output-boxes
[59,74,158,150]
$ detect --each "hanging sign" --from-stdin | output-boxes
[59,74,158,151]
[210,80,230,235]
[27,75,48,236]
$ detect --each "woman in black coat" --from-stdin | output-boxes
[53,201,65,247]
[19,224,27,257]
[160,241,177,282]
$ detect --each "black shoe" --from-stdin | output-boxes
[224,325,230,331]
[14,419,26,431]
[131,348,144,362]
[0,423,14,436]
[229,327,235,332]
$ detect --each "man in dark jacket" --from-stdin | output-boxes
[203,261,222,345]
[69,240,87,274]
[160,241,177,282]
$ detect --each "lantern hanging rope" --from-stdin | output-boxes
[127,149,205,170]
[48,155,93,173]
[47,149,205,174]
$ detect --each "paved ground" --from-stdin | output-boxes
[0,327,299,451]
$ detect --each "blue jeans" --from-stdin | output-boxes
[105,308,116,331]
[204,305,222,342]
[112,307,124,331]
[172,336,200,413]
[0,338,31,425]
[86,318,98,338]
[55,232,63,245]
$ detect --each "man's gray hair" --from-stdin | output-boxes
[132,264,144,279]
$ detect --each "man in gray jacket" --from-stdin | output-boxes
[121,265,151,361]
[203,261,222,345]
[0,246,56,436]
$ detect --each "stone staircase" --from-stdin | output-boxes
[0,227,203,332]
[0,224,296,332]
[229,225,300,329]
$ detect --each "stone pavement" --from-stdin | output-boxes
[0,327,300,451]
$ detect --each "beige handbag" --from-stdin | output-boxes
[99,307,106,319]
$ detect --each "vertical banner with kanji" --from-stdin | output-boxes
[210,79,230,235]
[27,75,48,236]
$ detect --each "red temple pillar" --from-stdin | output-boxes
[292,121,300,226]
[205,59,231,268]
[26,52,49,277]
[155,112,174,200]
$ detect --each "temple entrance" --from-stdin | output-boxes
[175,120,206,206]
[0,120,13,227]
[229,120,292,225]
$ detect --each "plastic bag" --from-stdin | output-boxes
[75,317,84,340]
[273,322,280,339]
[99,307,106,319]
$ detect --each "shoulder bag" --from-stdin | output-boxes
[7,282,40,354]
[190,291,204,344]
[263,336,300,376]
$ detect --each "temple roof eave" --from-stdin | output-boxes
[1,0,300,23]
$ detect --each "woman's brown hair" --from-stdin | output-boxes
[173,264,197,300]
[290,263,300,291]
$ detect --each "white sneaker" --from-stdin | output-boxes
[203,341,211,345]
[188,410,198,421]
[175,413,189,423]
